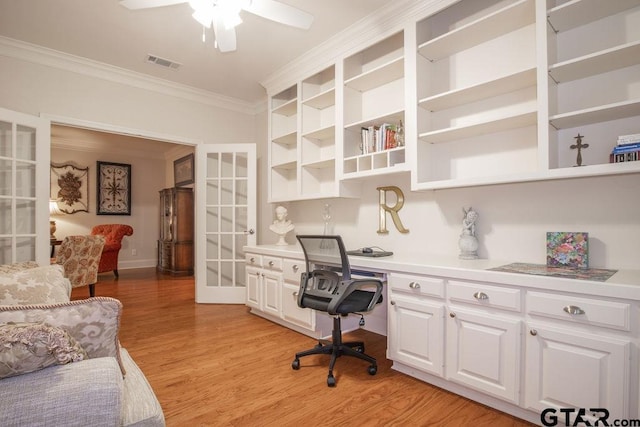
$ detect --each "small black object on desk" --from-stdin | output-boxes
[346,246,393,257]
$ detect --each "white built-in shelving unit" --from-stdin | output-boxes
[342,31,407,179]
[265,0,640,201]
[413,0,539,189]
[300,65,338,198]
[269,85,298,201]
[546,0,640,178]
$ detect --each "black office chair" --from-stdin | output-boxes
[291,235,384,387]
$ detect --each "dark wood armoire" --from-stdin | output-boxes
[157,187,193,275]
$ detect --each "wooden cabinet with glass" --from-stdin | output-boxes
[157,187,193,275]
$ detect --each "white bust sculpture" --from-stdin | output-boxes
[269,205,294,245]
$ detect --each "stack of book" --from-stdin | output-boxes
[360,123,399,155]
[610,133,640,163]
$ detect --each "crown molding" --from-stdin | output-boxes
[260,0,456,95]
[0,36,262,115]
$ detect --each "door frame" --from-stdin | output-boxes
[43,113,201,270]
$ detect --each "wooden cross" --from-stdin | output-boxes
[570,133,589,167]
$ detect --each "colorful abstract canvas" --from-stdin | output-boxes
[546,232,589,268]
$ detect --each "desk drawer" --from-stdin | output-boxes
[527,291,631,331]
[448,280,521,312]
[262,256,283,272]
[283,258,304,283]
[390,273,445,298]
[245,253,262,268]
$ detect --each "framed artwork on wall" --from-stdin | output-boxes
[97,161,131,215]
[50,162,89,214]
[174,153,194,187]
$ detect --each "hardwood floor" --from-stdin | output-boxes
[74,268,535,427]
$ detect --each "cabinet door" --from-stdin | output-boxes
[246,267,261,310]
[388,294,445,377]
[446,308,521,404]
[525,323,631,420]
[262,271,282,317]
[281,281,314,330]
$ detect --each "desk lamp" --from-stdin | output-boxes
[49,199,64,241]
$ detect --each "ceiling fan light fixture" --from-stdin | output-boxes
[192,8,215,28]
[223,13,242,30]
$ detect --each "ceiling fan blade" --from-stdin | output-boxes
[119,0,187,10]
[244,0,313,29]
[213,16,237,52]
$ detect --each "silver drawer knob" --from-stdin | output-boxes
[390,300,396,306]
[268,261,274,267]
[563,305,585,315]
[530,329,537,336]
[473,291,488,300]
[292,265,299,272]
[449,312,456,318]
[409,281,420,289]
[250,257,255,263]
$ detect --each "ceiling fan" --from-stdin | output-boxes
[119,0,314,53]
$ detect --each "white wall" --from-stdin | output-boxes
[0,55,255,144]
[281,173,640,270]
[51,146,166,269]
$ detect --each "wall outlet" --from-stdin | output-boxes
[131,249,137,256]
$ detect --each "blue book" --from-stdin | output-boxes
[612,143,640,153]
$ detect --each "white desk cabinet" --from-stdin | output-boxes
[244,244,640,425]
[524,291,634,421]
[446,307,522,404]
[245,250,325,337]
[280,258,314,330]
[245,254,283,317]
[388,273,446,377]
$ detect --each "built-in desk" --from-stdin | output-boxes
[243,244,640,425]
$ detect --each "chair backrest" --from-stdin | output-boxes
[296,235,351,280]
[90,224,133,245]
[296,235,383,315]
[56,235,105,288]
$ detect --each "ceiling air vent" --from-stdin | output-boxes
[145,54,181,70]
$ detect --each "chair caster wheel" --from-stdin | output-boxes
[327,375,336,387]
[292,359,300,370]
[355,345,364,353]
[368,365,377,375]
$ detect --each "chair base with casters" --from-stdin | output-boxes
[291,235,384,387]
[292,315,377,387]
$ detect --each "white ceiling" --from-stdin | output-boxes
[0,0,395,105]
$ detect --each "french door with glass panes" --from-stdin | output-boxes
[195,144,256,303]
[0,108,50,265]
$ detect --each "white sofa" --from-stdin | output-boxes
[0,262,165,427]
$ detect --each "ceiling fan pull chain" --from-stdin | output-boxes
[202,26,206,42]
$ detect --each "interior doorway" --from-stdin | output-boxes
[49,119,199,275]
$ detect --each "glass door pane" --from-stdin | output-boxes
[196,144,256,303]
[0,109,50,265]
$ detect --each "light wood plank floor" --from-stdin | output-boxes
[73,268,535,427]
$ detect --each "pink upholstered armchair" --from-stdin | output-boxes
[90,224,134,278]
[55,235,105,297]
